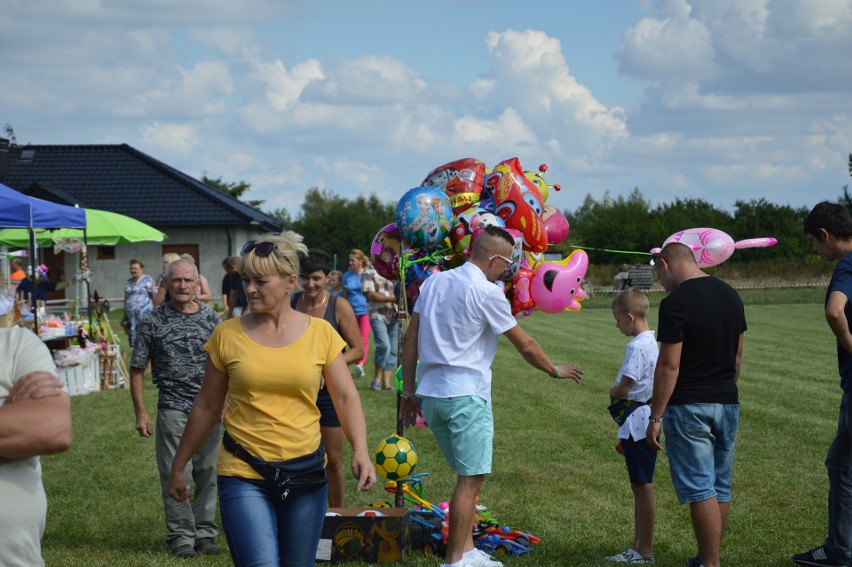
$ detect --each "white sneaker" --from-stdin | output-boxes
[605,548,656,563]
[464,548,503,567]
[354,364,364,377]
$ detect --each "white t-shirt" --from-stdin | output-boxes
[613,330,658,440]
[0,327,57,567]
[414,261,517,403]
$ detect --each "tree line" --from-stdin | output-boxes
[207,153,852,267]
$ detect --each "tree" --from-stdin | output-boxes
[730,199,809,260]
[566,188,655,264]
[287,187,396,264]
[201,174,264,208]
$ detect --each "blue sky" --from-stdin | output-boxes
[2,0,851,221]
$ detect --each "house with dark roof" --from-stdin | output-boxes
[0,137,283,303]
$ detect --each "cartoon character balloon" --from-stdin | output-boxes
[541,205,569,245]
[650,227,778,268]
[530,249,589,313]
[422,158,486,216]
[509,257,535,317]
[483,157,547,253]
[523,163,561,204]
[396,187,453,249]
[370,223,403,281]
[449,205,506,255]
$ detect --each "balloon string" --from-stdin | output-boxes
[399,247,453,271]
[567,246,652,256]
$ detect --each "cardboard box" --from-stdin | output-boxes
[316,507,410,564]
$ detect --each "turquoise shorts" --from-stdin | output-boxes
[420,395,493,476]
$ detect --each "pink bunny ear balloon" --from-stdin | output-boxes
[650,227,777,268]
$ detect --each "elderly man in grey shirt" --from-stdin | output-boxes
[130,258,222,559]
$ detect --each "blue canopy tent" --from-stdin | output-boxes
[0,182,87,329]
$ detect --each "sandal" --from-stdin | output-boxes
[370,380,381,391]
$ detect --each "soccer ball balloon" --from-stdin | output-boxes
[373,434,418,481]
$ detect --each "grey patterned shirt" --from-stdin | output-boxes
[130,301,221,413]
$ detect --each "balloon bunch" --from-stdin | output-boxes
[369,157,589,318]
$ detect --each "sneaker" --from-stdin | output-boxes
[605,548,656,563]
[686,557,703,567]
[465,548,503,567]
[792,546,848,566]
[195,537,222,555]
[354,364,364,377]
[171,544,197,559]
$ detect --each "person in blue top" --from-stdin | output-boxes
[16,265,71,304]
[793,201,852,567]
[343,249,370,377]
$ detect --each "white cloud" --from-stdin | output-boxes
[140,122,200,154]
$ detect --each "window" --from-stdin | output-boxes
[96,246,115,260]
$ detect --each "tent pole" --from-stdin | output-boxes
[29,228,38,332]
[84,230,93,331]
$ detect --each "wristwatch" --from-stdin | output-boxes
[648,417,663,423]
[400,392,417,400]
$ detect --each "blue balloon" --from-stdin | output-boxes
[396,187,452,248]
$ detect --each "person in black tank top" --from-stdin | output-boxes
[293,249,365,508]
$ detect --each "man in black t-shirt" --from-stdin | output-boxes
[646,242,746,567]
[221,256,247,319]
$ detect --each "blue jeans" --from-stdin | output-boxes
[218,475,328,567]
[663,403,739,504]
[824,390,852,560]
[370,318,398,370]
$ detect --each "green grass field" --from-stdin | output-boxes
[40,289,838,566]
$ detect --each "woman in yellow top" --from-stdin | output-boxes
[166,231,376,567]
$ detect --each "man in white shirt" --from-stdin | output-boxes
[1,327,73,567]
[400,225,583,567]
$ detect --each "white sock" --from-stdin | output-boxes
[463,548,481,559]
[441,561,464,567]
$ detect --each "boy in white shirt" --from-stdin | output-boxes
[605,288,659,564]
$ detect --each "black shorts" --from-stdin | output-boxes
[622,436,657,484]
[317,386,340,428]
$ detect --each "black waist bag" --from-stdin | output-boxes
[607,398,649,426]
[222,431,327,502]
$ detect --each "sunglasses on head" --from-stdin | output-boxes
[649,253,660,266]
[240,241,277,257]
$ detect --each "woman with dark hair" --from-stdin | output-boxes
[167,232,375,567]
[291,248,364,507]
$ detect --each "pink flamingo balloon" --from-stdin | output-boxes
[650,227,777,268]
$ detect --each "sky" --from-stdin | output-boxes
[2,0,851,221]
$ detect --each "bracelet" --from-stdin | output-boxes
[554,365,561,378]
[400,392,417,400]
[649,417,663,423]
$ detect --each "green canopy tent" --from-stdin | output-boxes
[0,208,166,246]
[0,208,167,325]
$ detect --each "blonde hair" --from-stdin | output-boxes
[611,288,650,319]
[239,231,307,278]
[162,252,181,265]
[349,248,370,269]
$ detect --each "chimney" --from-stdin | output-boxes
[0,137,8,181]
